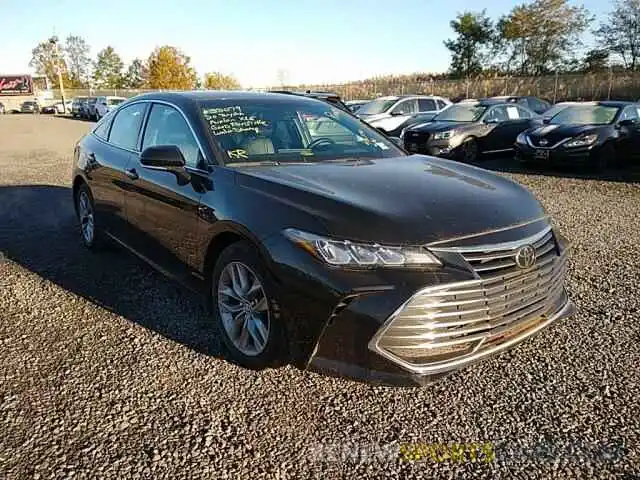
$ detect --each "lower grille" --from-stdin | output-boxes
[370,227,570,371]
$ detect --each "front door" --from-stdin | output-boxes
[125,102,209,273]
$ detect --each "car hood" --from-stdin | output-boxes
[357,112,389,122]
[407,121,468,133]
[526,123,605,144]
[235,155,544,244]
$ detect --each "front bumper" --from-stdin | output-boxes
[403,136,460,159]
[264,219,575,387]
[515,142,599,165]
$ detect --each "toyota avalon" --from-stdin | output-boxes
[72,91,574,386]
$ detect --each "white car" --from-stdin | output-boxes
[54,100,74,114]
[357,95,451,136]
[94,96,126,120]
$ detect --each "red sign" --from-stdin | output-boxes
[0,75,33,96]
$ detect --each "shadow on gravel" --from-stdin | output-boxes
[0,184,233,363]
[477,157,640,183]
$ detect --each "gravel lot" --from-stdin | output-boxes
[1,114,639,479]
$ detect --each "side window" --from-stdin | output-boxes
[485,106,509,123]
[392,99,417,115]
[436,99,447,109]
[418,99,436,112]
[516,106,532,119]
[619,106,639,121]
[108,103,146,150]
[93,116,112,139]
[142,103,203,168]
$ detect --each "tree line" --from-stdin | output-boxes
[444,0,640,79]
[29,38,241,90]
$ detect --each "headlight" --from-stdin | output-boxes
[516,132,528,144]
[565,133,598,148]
[432,130,456,141]
[284,229,441,268]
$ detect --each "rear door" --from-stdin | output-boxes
[125,102,208,272]
[85,104,145,239]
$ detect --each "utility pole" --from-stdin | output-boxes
[49,36,67,114]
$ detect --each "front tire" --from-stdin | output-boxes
[595,143,615,172]
[458,137,479,163]
[211,241,286,369]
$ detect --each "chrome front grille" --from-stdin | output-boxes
[371,227,570,371]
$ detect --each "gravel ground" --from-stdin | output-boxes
[1,114,639,479]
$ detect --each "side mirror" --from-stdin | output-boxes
[140,145,190,183]
[389,110,404,116]
[616,119,636,129]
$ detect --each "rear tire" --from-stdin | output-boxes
[75,183,105,250]
[211,241,287,369]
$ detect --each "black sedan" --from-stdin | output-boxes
[72,91,574,386]
[402,100,539,162]
[515,101,640,170]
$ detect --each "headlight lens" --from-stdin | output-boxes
[432,130,456,141]
[565,133,598,148]
[284,229,441,267]
[516,132,528,144]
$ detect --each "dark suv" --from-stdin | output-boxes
[71,91,574,386]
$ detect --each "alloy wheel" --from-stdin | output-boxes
[217,262,270,356]
[78,191,95,245]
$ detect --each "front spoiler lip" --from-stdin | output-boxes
[367,294,575,377]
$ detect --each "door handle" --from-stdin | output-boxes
[125,168,139,180]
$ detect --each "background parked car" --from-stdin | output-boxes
[357,95,452,137]
[491,96,552,114]
[72,97,88,118]
[54,100,74,114]
[40,103,57,114]
[86,97,99,120]
[95,96,127,120]
[402,99,539,162]
[345,100,369,113]
[515,101,640,170]
[79,97,95,119]
[20,100,40,114]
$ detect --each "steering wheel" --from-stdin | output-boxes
[308,137,336,150]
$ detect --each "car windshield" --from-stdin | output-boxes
[357,98,398,115]
[199,99,404,165]
[549,105,619,125]
[108,98,125,106]
[433,104,486,122]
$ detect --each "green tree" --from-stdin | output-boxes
[203,72,241,90]
[595,0,640,71]
[64,35,91,87]
[123,58,148,88]
[146,46,197,89]
[444,11,494,78]
[582,49,610,72]
[29,37,69,88]
[93,46,124,88]
[497,0,592,75]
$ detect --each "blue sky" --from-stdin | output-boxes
[1,0,611,87]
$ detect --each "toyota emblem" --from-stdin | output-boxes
[515,245,536,269]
